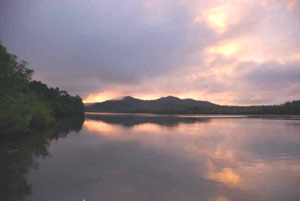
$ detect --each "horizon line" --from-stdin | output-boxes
[83,95,298,107]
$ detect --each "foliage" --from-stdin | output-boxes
[0,42,84,136]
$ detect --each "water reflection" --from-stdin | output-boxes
[2,113,300,201]
[0,116,84,201]
[85,112,212,127]
[82,114,300,201]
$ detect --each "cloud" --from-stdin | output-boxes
[0,0,299,104]
[245,61,300,89]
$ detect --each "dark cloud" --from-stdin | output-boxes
[0,0,299,104]
[245,61,300,90]
[0,0,215,96]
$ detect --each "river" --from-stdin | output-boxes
[2,113,300,201]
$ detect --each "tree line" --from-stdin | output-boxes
[0,42,84,136]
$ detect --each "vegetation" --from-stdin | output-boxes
[86,96,300,115]
[0,42,84,136]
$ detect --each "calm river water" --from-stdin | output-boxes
[2,113,300,201]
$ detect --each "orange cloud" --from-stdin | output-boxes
[81,0,300,106]
[200,1,246,34]
[207,40,241,57]
[205,8,228,33]
[83,90,122,103]
[83,83,209,103]
[288,0,298,11]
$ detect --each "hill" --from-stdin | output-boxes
[85,96,218,114]
[85,96,300,115]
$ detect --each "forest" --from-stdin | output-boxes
[0,42,84,136]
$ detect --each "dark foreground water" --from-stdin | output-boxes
[2,114,300,201]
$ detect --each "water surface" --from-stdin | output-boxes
[2,114,300,201]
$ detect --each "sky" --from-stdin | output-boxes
[0,0,299,105]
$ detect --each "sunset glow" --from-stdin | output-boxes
[1,0,299,105]
[205,8,228,33]
[1,1,300,200]
[207,40,241,57]
[208,168,240,187]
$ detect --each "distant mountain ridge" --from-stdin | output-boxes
[85,96,217,114]
[85,96,300,114]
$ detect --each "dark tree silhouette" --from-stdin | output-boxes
[0,42,84,136]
